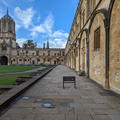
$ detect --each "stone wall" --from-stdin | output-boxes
[109,0,120,93]
[65,0,120,93]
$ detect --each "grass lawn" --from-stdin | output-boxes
[0,65,41,73]
[0,73,30,85]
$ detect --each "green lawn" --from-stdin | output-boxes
[0,65,41,73]
[0,73,30,85]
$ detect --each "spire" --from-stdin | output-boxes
[7,8,9,15]
[47,40,49,49]
[43,43,45,49]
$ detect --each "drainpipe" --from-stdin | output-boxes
[78,38,81,71]
[86,36,90,78]
[104,18,110,89]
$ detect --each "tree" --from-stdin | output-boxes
[22,40,37,49]
[16,43,20,49]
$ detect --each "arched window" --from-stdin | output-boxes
[3,21,6,32]
[48,51,50,56]
[1,42,7,51]
[9,21,12,33]
[94,27,100,51]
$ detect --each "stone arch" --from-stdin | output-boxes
[11,57,17,65]
[8,21,12,33]
[1,40,8,51]
[31,57,37,65]
[89,12,106,86]
[18,57,23,65]
[79,28,89,76]
[0,56,8,65]
[109,0,120,92]
[24,57,30,65]
[89,9,108,33]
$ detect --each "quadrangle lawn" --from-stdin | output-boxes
[0,65,41,73]
[0,73,30,85]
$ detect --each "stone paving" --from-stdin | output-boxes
[0,65,120,120]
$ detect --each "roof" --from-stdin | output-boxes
[1,9,14,21]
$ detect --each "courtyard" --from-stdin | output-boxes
[0,65,47,85]
[0,65,120,120]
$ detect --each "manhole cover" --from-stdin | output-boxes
[22,96,30,100]
[42,103,55,108]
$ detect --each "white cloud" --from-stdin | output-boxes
[44,13,54,33]
[49,38,67,48]
[0,0,8,7]
[30,13,68,48]
[14,7,35,29]
[0,8,4,18]
[37,16,41,22]
[52,30,69,38]
[30,13,54,38]
[16,38,27,47]
[15,10,68,48]
[48,30,68,48]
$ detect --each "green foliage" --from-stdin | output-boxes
[0,73,30,85]
[0,65,40,73]
[22,40,37,49]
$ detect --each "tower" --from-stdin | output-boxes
[0,9,16,65]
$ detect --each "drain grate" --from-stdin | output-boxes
[22,96,30,100]
[35,98,43,102]
[42,103,55,108]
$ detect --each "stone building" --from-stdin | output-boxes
[0,10,64,66]
[65,0,120,93]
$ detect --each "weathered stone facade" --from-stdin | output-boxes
[0,11,64,66]
[65,0,120,93]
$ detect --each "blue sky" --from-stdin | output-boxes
[0,0,79,48]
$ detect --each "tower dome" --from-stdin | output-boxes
[1,9,14,21]
[0,9,15,33]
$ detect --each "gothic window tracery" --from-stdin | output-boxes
[1,41,7,51]
[3,21,6,32]
[9,21,12,33]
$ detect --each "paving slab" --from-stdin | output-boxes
[0,65,120,120]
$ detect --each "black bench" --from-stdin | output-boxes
[63,76,76,88]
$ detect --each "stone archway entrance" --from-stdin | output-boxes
[0,56,8,65]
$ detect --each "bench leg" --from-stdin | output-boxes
[74,81,76,88]
[63,82,64,88]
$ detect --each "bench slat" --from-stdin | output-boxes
[63,76,76,88]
